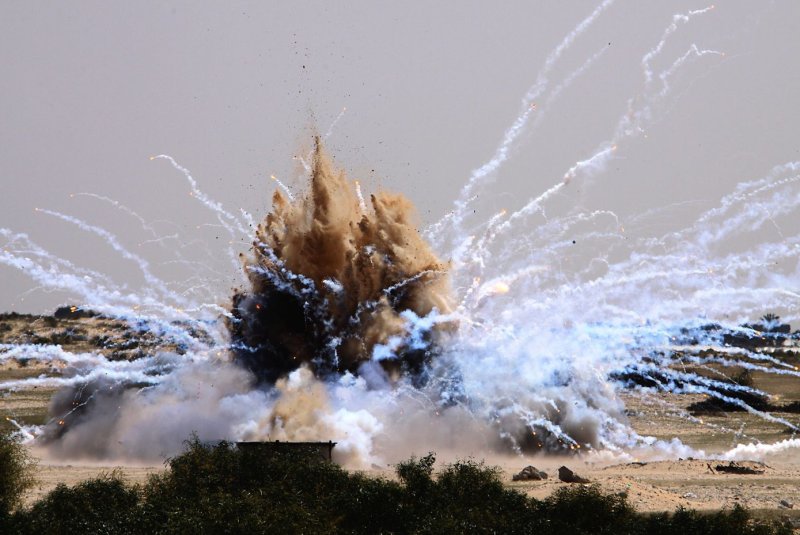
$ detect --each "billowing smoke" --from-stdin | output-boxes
[228,138,452,384]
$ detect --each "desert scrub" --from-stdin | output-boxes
[13,473,140,535]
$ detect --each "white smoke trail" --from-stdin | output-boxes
[0,245,221,348]
[151,154,250,238]
[71,193,162,242]
[641,5,716,85]
[35,208,188,308]
[472,7,725,258]
[1,228,114,288]
[270,174,295,201]
[323,106,347,141]
[449,0,616,230]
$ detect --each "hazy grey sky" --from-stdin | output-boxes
[1,1,799,313]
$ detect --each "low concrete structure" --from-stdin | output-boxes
[235,440,337,462]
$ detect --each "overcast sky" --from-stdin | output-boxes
[1,1,798,313]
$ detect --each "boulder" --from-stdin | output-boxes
[512,466,548,481]
[558,466,590,484]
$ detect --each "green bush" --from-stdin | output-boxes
[0,431,35,516]
[643,504,791,535]
[14,473,140,535]
[138,438,355,533]
[538,484,638,534]
[395,454,536,533]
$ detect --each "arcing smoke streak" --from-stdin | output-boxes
[0,228,115,289]
[34,208,187,308]
[150,154,250,239]
[424,44,609,248]
[71,193,162,244]
[322,107,347,141]
[468,4,724,264]
[641,5,715,84]
[151,154,251,281]
[96,196,216,281]
[448,0,615,235]
[270,174,295,201]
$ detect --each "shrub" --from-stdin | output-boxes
[643,504,792,535]
[138,438,350,533]
[0,431,35,516]
[14,474,140,535]
[538,484,638,534]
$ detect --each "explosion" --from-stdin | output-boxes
[1,4,799,469]
[229,138,452,383]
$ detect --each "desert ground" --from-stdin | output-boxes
[3,310,800,523]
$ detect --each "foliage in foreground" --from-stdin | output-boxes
[1,434,793,534]
[0,431,35,521]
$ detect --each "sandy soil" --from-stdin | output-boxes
[503,457,800,513]
[26,463,163,505]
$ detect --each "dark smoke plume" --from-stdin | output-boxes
[229,139,453,383]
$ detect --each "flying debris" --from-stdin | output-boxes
[228,138,453,383]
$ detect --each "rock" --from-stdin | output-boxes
[558,466,590,484]
[683,492,698,499]
[780,499,794,509]
[512,465,548,481]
